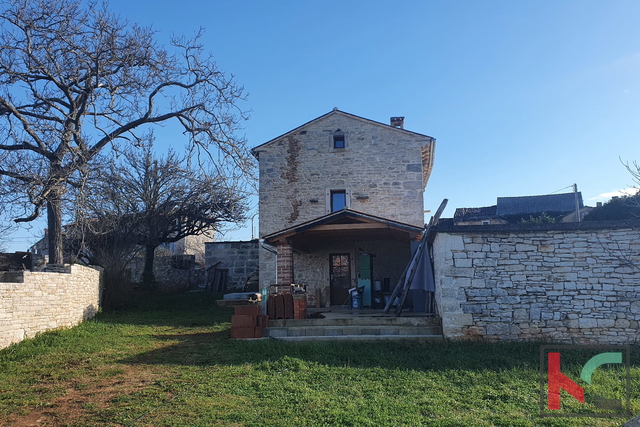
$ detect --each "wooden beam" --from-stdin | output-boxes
[313,223,388,232]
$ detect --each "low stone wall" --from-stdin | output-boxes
[205,240,259,290]
[127,255,202,292]
[0,264,101,350]
[432,220,640,344]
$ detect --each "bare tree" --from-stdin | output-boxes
[76,142,247,288]
[0,0,252,264]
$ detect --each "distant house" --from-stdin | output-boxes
[29,227,214,267]
[454,192,592,225]
[252,108,436,307]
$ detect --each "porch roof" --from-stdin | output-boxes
[263,209,424,252]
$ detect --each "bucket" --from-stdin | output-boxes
[350,290,362,309]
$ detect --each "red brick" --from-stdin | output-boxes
[234,305,259,316]
[231,315,257,328]
[257,314,268,327]
[231,327,256,339]
[254,326,263,338]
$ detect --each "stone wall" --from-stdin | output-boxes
[432,221,640,344]
[254,111,434,290]
[128,255,201,292]
[0,264,101,350]
[205,240,259,290]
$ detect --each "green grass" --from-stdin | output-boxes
[0,292,638,426]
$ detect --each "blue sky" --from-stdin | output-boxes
[4,0,640,250]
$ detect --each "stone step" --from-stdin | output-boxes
[265,325,442,338]
[268,316,441,328]
[273,334,444,343]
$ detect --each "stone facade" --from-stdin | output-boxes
[0,264,101,350]
[253,109,435,295]
[205,240,259,290]
[432,221,640,344]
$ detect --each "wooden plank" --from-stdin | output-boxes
[387,199,448,316]
[312,223,388,231]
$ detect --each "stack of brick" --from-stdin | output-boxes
[293,294,307,319]
[230,305,267,339]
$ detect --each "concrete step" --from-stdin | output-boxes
[265,325,441,338]
[268,316,441,328]
[273,334,444,343]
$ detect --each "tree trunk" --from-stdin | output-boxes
[142,244,156,290]
[47,189,64,265]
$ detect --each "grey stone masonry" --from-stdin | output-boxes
[205,240,259,290]
[432,220,640,344]
[253,110,435,290]
[254,110,434,237]
[0,264,101,350]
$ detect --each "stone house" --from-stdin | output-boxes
[252,108,436,307]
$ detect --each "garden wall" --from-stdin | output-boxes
[432,220,640,344]
[0,264,102,350]
[205,240,259,290]
[127,255,203,292]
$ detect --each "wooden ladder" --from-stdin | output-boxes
[383,199,448,316]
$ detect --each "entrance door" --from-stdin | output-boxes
[330,253,351,305]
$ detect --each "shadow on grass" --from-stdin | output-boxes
[97,291,233,328]
[105,292,640,374]
[118,330,550,373]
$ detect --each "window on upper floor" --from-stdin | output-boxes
[333,134,345,149]
[331,190,347,212]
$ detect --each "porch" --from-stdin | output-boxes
[262,209,431,311]
[264,306,443,342]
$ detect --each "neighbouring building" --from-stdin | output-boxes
[453,192,592,225]
[252,108,436,307]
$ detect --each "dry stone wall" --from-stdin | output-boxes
[127,255,201,292]
[205,240,259,290]
[432,221,640,344]
[0,264,101,350]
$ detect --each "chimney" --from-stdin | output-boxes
[44,228,49,236]
[390,116,405,129]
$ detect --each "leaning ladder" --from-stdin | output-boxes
[383,199,448,316]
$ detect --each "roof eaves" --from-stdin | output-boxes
[262,209,424,242]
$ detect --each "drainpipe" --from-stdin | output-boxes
[260,240,277,314]
[260,239,278,284]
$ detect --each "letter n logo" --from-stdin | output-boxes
[548,352,585,410]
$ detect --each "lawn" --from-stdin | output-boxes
[0,292,637,426]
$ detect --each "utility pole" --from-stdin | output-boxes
[573,183,581,222]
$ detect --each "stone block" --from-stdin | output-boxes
[454,258,472,268]
[579,318,598,328]
[496,296,520,304]
[486,323,511,335]
[615,319,631,328]
[515,244,536,251]
[597,319,615,328]
[514,308,528,320]
[462,304,482,314]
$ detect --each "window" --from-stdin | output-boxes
[331,190,346,212]
[333,134,345,149]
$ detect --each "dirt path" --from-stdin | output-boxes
[8,366,162,427]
